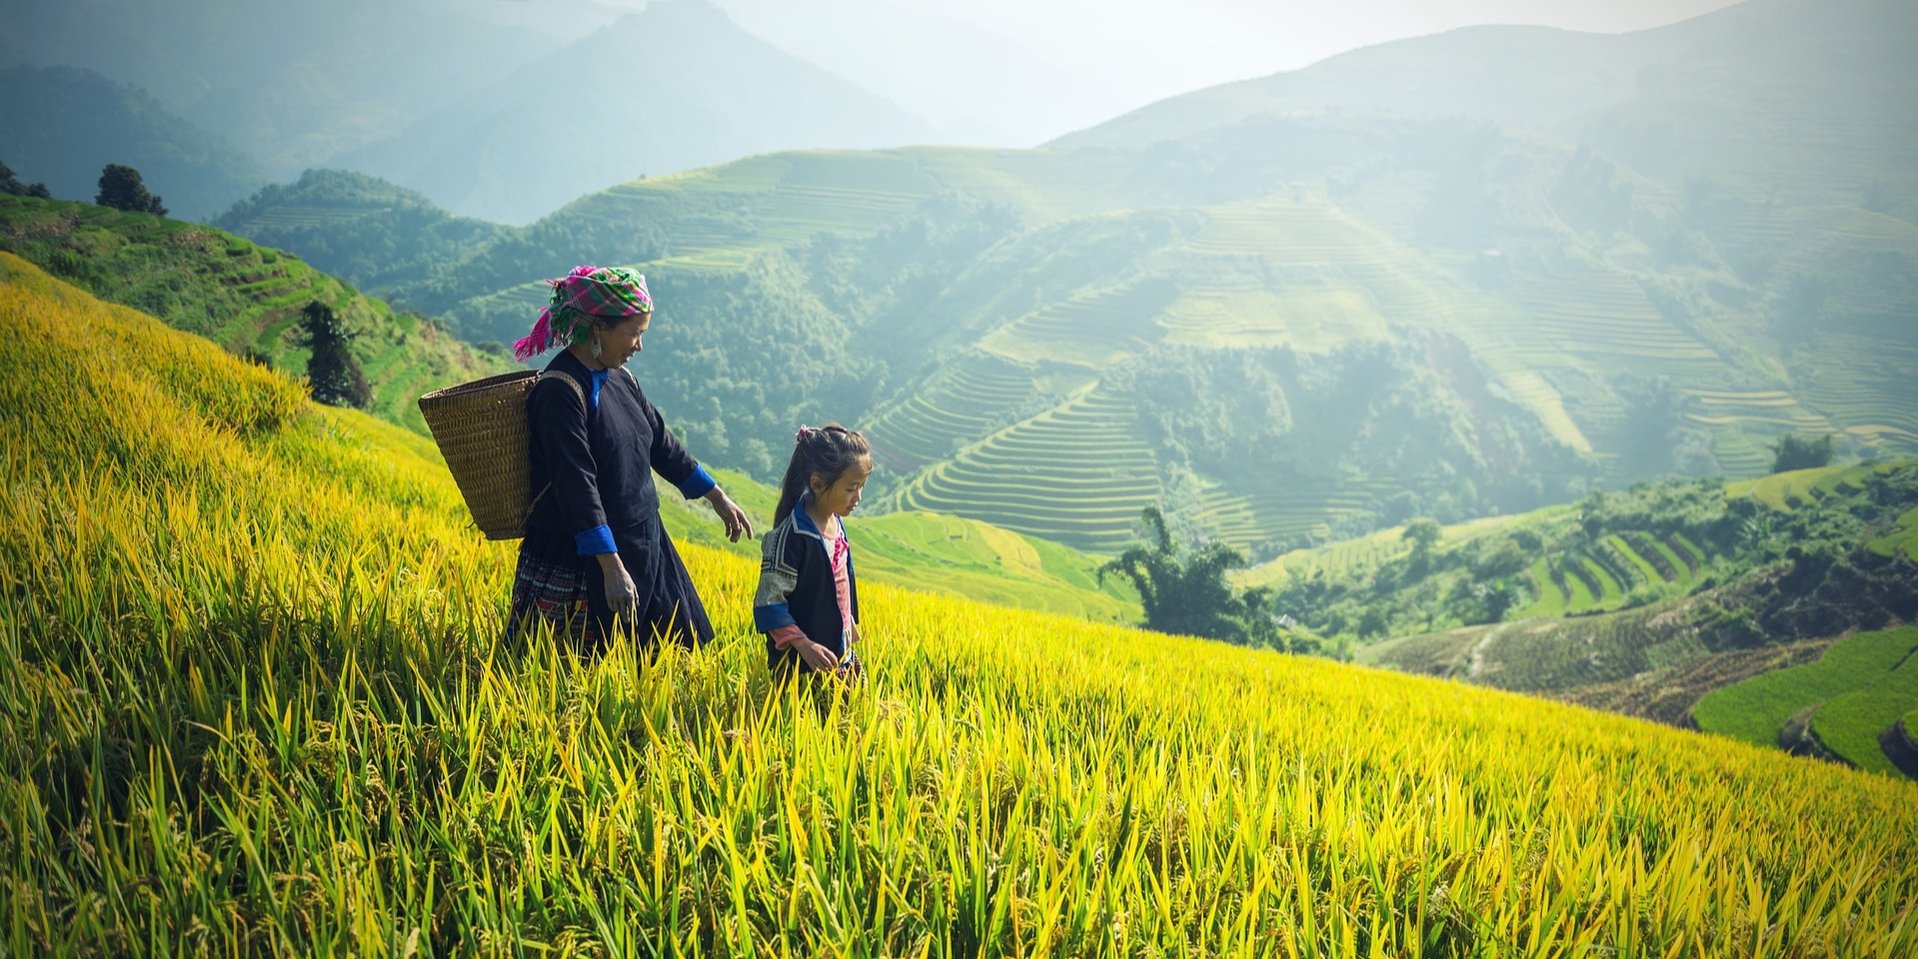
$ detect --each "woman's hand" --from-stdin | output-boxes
[704,487,754,542]
[598,554,638,618]
[797,639,840,673]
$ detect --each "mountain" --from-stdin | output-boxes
[0,189,1136,621]
[215,169,514,296]
[3,253,1913,953]
[0,0,579,173]
[0,193,508,433]
[0,66,268,220]
[713,0,1108,145]
[336,0,934,223]
[227,0,1918,559]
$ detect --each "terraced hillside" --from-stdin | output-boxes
[8,248,1918,957]
[221,0,1918,559]
[893,388,1164,552]
[658,467,1141,624]
[1694,627,1918,776]
[1318,462,1918,766]
[861,352,1055,471]
[0,195,507,433]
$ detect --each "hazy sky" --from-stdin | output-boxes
[682,0,1746,142]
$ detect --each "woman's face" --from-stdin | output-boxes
[595,312,650,367]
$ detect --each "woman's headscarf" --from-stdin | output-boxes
[512,265,653,360]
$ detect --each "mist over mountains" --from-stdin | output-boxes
[9,0,1914,558]
[213,0,1917,560]
[0,66,267,220]
[336,0,935,224]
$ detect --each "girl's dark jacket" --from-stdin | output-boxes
[753,494,859,670]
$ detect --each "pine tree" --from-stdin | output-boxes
[299,301,371,409]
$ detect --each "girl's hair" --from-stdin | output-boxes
[774,423,872,525]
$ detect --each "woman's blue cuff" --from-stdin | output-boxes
[575,525,616,556]
[675,465,717,500]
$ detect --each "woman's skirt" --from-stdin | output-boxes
[506,512,713,654]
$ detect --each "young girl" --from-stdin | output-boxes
[753,424,873,681]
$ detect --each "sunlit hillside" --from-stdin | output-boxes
[1232,461,1918,772]
[0,194,509,433]
[226,0,1918,558]
[5,257,1916,954]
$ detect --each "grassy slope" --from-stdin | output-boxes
[0,194,511,433]
[6,258,1916,955]
[235,110,1918,557]
[661,468,1139,623]
[1692,627,1918,770]
[1291,462,1918,771]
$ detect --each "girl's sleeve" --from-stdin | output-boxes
[529,379,614,556]
[753,526,806,649]
[631,374,716,499]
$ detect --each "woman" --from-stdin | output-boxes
[505,264,752,653]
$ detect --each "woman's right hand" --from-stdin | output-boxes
[797,639,841,673]
[599,555,639,618]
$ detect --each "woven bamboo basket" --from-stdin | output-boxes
[418,370,543,540]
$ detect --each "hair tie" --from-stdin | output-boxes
[795,425,813,444]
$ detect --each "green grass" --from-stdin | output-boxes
[0,194,509,435]
[662,469,1140,623]
[1515,558,1568,618]
[1810,646,1918,776]
[7,253,1918,956]
[1870,505,1918,559]
[1693,627,1918,750]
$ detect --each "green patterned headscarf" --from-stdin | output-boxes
[513,265,653,360]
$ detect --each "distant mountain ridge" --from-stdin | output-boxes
[336,0,933,223]
[221,0,1918,558]
[215,169,513,296]
[0,0,574,173]
[1056,0,1918,208]
[0,66,267,219]
[0,0,938,224]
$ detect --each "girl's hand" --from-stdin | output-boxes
[600,555,639,617]
[705,488,754,542]
[797,639,840,673]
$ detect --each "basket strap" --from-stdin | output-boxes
[524,372,590,519]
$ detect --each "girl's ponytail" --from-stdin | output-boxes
[774,424,872,526]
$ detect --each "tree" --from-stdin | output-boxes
[1402,517,1443,573]
[95,163,166,215]
[299,301,370,408]
[1770,433,1835,474]
[1100,506,1269,645]
[0,159,50,198]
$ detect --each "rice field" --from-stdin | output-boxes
[1692,627,1918,773]
[8,250,1916,956]
[892,388,1164,552]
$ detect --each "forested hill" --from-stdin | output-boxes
[0,194,508,433]
[0,66,267,220]
[214,169,512,296]
[1237,459,1918,773]
[221,0,1918,560]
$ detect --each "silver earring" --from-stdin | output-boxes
[589,337,603,358]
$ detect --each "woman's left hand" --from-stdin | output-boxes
[705,488,754,542]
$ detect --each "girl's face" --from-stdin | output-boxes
[594,312,650,367]
[810,457,873,518]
